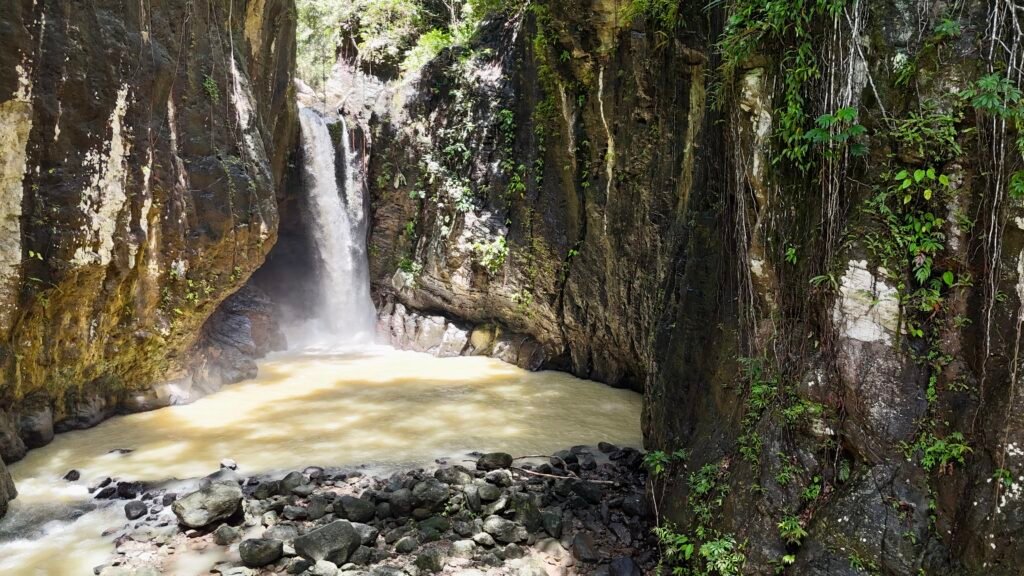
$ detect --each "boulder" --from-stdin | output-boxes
[610,557,643,576]
[172,481,243,528]
[293,520,361,565]
[434,466,473,485]
[213,524,242,545]
[572,533,600,563]
[482,515,527,543]
[477,453,513,471]
[239,538,284,567]
[394,535,418,554]
[18,403,54,449]
[338,496,376,523]
[351,522,380,546]
[412,477,450,511]
[124,501,148,520]
[388,488,413,517]
[415,548,447,573]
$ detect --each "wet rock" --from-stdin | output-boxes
[19,404,54,449]
[220,459,238,470]
[172,481,243,528]
[477,453,513,471]
[572,533,600,563]
[418,515,451,534]
[621,494,645,518]
[280,471,307,493]
[598,442,618,453]
[124,501,148,520]
[412,477,450,511]
[610,557,643,576]
[477,483,502,502]
[239,538,284,567]
[213,524,242,545]
[338,496,376,523]
[294,520,361,565]
[63,470,81,482]
[94,486,117,500]
[0,456,16,517]
[394,535,419,554]
[483,515,527,544]
[254,480,280,500]
[387,488,413,517]
[579,453,597,470]
[116,482,144,500]
[572,481,603,505]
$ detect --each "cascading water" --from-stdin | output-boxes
[297,107,377,341]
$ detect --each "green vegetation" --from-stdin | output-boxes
[645,449,689,476]
[296,0,522,87]
[621,0,684,31]
[471,236,509,275]
[202,75,220,103]
[777,516,808,546]
[717,0,846,171]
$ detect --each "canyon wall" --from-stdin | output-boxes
[0,0,296,484]
[351,0,1024,573]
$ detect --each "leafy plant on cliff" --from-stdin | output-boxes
[472,236,509,275]
[716,0,846,171]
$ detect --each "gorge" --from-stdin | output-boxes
[2,0,1024,575]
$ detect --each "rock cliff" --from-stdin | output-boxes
[0,0,296,498]
[335,1,1024,572]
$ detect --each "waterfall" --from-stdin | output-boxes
[298,107,376,342]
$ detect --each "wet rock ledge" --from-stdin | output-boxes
[95,445,653,576]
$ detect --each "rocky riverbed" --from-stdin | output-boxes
[92,444,654,576]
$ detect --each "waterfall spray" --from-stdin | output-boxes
[297,107,376,342]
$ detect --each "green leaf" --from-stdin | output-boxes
[895,170,909,180]
[939,174,950,187]
[914,169,926,182]
[923,188,933,200]
[943,271,955,286]
[926,167,936,180]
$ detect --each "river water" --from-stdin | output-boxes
[0,346,643,575]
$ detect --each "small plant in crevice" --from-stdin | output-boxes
[471,236,509,276]
[202,75,220,104]
[777,515,808,546]
[910,431,972,474]
[645,449,689,477]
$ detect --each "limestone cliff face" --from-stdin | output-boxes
[0,0,295,471]
[358,1,1024,573]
